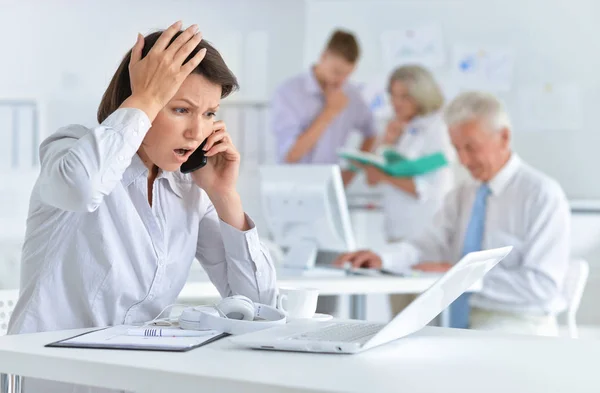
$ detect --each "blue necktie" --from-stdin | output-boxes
[449,183,490,328]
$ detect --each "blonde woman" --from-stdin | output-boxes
[361,65,454,241]
[358,65,454,316]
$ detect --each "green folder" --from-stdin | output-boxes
[382,149,406,164]
[338,149,448,177]
[384,152,448,177]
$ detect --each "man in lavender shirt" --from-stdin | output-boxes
[271,29,377,185]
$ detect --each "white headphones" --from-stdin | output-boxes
[178,295,287,335]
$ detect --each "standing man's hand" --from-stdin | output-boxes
[283,87,348,163]
[324,87,349,116]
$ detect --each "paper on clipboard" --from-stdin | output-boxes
[46,325,228,352]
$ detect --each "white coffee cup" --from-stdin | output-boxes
[277,287,319,319]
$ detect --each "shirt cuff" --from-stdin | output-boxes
[219,213,263,263]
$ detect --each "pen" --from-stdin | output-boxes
[127,328,212,337]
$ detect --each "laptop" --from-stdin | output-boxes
[230,246,512,354]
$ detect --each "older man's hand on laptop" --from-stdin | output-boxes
[333,250,382,269]
[412,262,453,272]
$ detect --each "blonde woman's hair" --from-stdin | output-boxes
[388,65,444,116]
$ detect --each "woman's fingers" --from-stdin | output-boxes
[165,24,199,59]
[204,142,232,157]
[202,122,227,151]
[129,33,144,69]
[149,20,183,54]
[173,32,203,66]
[181,47,207,76]
[203,131,225,153]
[126,21,207,120]
[204,132,234,157]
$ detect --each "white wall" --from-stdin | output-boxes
[0,0,306,138]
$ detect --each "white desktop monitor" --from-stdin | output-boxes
[259,165,357,271]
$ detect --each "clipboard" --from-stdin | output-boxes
[46,325,229,352]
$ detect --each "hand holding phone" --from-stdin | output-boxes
[188,120,241,199]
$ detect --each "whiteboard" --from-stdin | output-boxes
[305,0,600,198]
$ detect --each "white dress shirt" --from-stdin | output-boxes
[380,112,455,240]
[381,154,570,315]
[8,108,277,335]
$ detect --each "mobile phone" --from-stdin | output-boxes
[180,139,208,174]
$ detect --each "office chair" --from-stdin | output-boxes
[0,289,19,335]
[561,259,589,339]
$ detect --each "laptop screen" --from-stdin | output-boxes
[363,247,512,350]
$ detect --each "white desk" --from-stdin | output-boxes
[0,326,597,393]
[180,274,446,299]
[180,273,469,321]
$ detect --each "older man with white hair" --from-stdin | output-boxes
[334,91,571,336]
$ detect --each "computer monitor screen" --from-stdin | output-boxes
[259,165,356,270]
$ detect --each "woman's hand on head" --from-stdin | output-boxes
[191,120,241,199]
[121,21,207,121]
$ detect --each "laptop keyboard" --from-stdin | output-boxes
[287,322,385,343]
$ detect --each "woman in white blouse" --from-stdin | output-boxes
[358,65,454,316]
[362,65,454,243]
[9,21,277,341]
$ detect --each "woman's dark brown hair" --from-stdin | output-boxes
[97,31,239,123]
